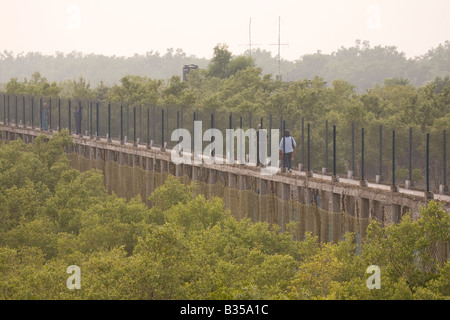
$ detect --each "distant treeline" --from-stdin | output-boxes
[1,40,449,92]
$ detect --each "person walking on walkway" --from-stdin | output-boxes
[279,129,296,172]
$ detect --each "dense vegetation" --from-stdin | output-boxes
[1,40,449,92]
[2,43,449,189]
[0,132,449,300]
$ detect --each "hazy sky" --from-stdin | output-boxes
[1,0,449,61]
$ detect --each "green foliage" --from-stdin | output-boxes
[227,56,256,77]
[2,45,448,167]
[395,166,424,182]
[0,96,449,300]
[0,130,72,192]
[3,41,450,92]
[106,75,162,105]
[59,76,94,101]
[207,44,256,79]
[148,175,193,211]
[6,72,61,97]
[207,44,233,79]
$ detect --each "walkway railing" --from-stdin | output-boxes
[0,93,448,196]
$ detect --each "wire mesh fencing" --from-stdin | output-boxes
[0,92,448,194]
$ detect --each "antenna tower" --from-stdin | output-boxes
[269,17,288,81]
[239,18,261,57]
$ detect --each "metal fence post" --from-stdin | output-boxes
[166,106,169,147]
[49,98,52,131]
[32,97,35,129]
[133,106,136,146]
[392,130,396,191]
[325,120,328,171]
[139,104,142,141]
[161,109,165,150]
[68,99,71,133]
[78,101,82,136]
[426,133,430,193]
[39,98,42,129]
[153,105,156,143]
[301,118,304,167]
[89,102,92,138]
[409,127,413,181]
[58,99,61,131]
[269,115,272,147]
[147,107,150,149]
[96,102,99,140]
[22,96,26,128]
[126,104,129,140]
[177,110,180,152]
[307,123,311,175]
[406,127,413,189]
[120,104,124,144]
[147,108,151,149]
[7,95,10,124]
[361,127,364,180]
[108,103,111,142]
[280,115,283,137]
[444,130,447,190]
[240,116,243,164]
[211,113,215,157]
[379,124,382,182]
[193,112,196,155]
[333,125,337,181]
[15,95,19,127]
[352,122,355,173]
[281,120,286,171]
[1,94,4,123]
[228,113,232,162]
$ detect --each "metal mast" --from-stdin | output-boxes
[270,17,288,81]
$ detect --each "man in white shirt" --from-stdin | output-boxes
[279,129,296,172]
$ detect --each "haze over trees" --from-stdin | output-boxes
[1,40,449,92]
[2,41,449,190]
